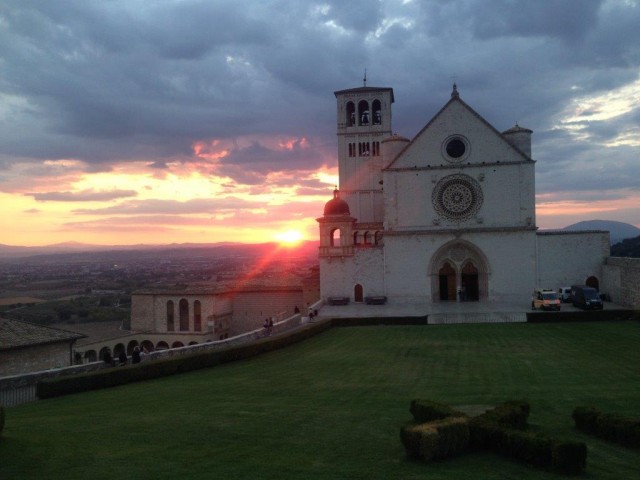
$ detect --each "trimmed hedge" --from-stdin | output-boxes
[36,320,332,399]
[400,417,470,461]
[409,399,466,423]
[469,400,530,447]
[573,406,640,447]
[0,405,4,437]
[468,401,586,475]
[499,429,586,474]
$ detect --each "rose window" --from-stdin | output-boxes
[432,174,483,220]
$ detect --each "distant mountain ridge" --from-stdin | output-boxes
[561,220,640,245]
[0,240,318,260]
[2,220,638,259]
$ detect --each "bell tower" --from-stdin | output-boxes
[334,83,394,224]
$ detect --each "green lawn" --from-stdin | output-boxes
[1,321,639,479]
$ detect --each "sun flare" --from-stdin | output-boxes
[275,229,304,246]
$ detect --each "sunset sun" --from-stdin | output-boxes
[275,230,304,246]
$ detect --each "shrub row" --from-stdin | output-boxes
[400,417,470,461]
[469,401,586,474]
[472,399,530,432]
[0,405,4,437]
[573,406,640,447]
[409,399,466,423]
[36,320,332,399]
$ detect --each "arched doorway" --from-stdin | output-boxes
[461,261,479,301]
[429,240,490,302]
[438,262,456,301]
[585,276,599,291]
[354,284,364,302]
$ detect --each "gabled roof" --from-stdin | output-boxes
[385,87,531,169]
[0,318,85,351]
[334,86,394,103]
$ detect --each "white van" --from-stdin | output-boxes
[558,287,572,303]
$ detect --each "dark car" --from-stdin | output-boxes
[571,285,603,310]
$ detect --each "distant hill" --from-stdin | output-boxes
[562,220,640,245]
[0,240,319,262]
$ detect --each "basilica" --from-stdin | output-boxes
[317,84,609,305]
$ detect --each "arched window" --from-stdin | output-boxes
[358,100,369,126]
[363,231,371,245]
[156,341,169,350]
[353,232,360,245]
[346,101,356,126]
[98,347,110,361]
[372,99,382,125]
[354,284,364,302]
[166,300,175,332]
[194,300,202,331]
[179,299,189,331]
[331,228,341,247]
[127,340,139,355]
[374,231,383,245]
[172,341,184,349]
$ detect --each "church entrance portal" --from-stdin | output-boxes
[430,240,489,302]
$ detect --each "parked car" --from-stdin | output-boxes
[531,288,561,311]
[570,285,603,310]
[558,287,572,303]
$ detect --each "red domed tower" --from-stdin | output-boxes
[317,189,355,258]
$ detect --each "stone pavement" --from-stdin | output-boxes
[317,299,629,324]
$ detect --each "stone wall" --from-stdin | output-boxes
[536,231,609,291]
[602,257,640,308]
[0,342,73,377]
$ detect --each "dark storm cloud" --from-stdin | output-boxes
[0,0,639,213]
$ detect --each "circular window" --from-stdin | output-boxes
[441,135,470,162]
[432,174,483,221]
[446,139,466,158]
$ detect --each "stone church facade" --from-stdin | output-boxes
[318,84,609,305]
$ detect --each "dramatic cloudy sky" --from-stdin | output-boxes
[1,0,639,246]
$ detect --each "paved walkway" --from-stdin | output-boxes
[318,299,629,322]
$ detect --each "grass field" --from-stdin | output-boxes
[1,321,639,479]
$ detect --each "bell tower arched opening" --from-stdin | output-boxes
[330,228,341,247]
[358,100,370,126]
[346,101,356,127]
[372,99,381,125]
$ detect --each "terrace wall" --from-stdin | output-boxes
[602,257,640,308]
